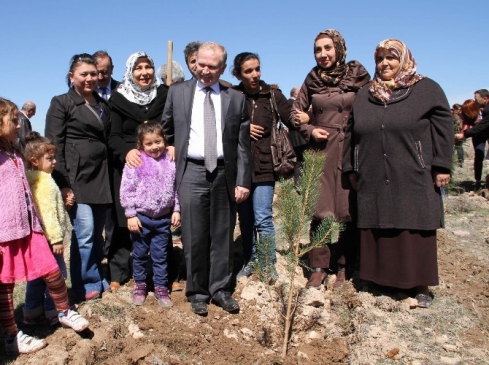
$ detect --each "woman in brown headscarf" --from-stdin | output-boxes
[343,39,453,307]
[291,29,370,289]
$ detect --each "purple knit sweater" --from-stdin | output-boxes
[120,151,179,218]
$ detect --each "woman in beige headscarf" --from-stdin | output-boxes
[343,39,453,307]
[291,29,370,289]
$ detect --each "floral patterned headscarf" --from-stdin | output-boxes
[117,51,160,105]
[369,39,425,104]
[314,29,348,87]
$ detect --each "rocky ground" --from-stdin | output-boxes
[2,140,489,365]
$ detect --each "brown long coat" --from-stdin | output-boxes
[293,61,370,222]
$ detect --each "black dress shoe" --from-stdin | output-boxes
[190,300,208,316]
[213,294,240,313]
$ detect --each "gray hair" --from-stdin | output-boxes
[198,42,227,65]
[158,61,185,83]
[290,86,299,97]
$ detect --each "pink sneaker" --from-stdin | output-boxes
[154,286,173,307]
[132,283,147,305]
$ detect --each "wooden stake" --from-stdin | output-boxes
[166,41,173,85]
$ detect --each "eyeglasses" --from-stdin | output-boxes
[97,69,111,76]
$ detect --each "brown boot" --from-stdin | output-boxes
[306,268,327,289]
[333,265,346,289]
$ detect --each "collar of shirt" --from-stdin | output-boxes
[197,81,220,94]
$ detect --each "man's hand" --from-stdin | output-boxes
[166,146,175,161]
[433,172,451,188]
[235,186,250,204]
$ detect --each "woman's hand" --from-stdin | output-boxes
[250,124,264,141]
[235,186,250,204]
[171,212,181,228]
[52,243,64,255]
[349,174,358,191]
[166,146,175,161]
[291,110,310,126]
[127,216,142,233]
[126,149,142,167]
[311,128,329,142]
[454,133,465,140]
[61,188,75,210]
[433,172,451,187]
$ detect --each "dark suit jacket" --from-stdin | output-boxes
[161,79,251,198]
[17,111,32,149]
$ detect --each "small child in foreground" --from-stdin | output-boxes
[23,131,68,326]
[120,121,180,307]
[0,98,88,356]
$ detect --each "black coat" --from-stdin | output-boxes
[45,88,112,204]
[343,78,453,230]
[108,85,168,225]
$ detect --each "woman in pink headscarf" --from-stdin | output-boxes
[343,39,453,307]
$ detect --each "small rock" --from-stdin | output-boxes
[302,289,326,307]
[452,230,471,237]
[436,335,449,344]
[240,328,254,337]
[402,297,418,309]
[223,328,238,340]
[128,322,140,335]
[307,331,322,340]
[411,361,422,365]
[443,344,458,352]
[440,356,461,364]
[133,332,144,339]
[297,351,309,359]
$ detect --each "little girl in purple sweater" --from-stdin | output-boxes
[120,121,180,307]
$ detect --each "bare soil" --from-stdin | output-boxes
[3,140,489,364]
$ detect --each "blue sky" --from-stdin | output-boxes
[1,1,487,132]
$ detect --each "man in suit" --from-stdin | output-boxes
[288,86,300,103]
[17,101,36,149]
[162,42,251,316]
[93,50,119,100]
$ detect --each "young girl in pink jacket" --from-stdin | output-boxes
[0,98,89,356]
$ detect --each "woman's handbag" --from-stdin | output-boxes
[269,90,296,178]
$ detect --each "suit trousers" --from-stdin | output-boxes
[179,161,236,302]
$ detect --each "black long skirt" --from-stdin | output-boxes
[360,228,438,289]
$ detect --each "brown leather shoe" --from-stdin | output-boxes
[333,267,346,289]
[305,268,327,289]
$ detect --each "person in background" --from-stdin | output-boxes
[158,60,185,84]
[17,101,36,149]
[108,51,168,292]
[291,29,370,289]
[231,52,292,281]
[456,89,489,189]
[344,38,453,308]
[23,132,68,326]
[46,53,112,301]
[0,98,89,355]
[120,121,180,307]
[452,104,464,168]
[455,99,485,188]
[183,41,202,79]
[161,42,251,316]
[93,50,120,100]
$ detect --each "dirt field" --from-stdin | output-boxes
[2,140,489,365]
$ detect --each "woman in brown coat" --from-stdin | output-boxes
[292,29,370,289]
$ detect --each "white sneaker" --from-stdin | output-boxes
[58,309,89,332]
[5,330,46,355]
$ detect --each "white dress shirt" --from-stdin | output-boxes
[187,81,224,159]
